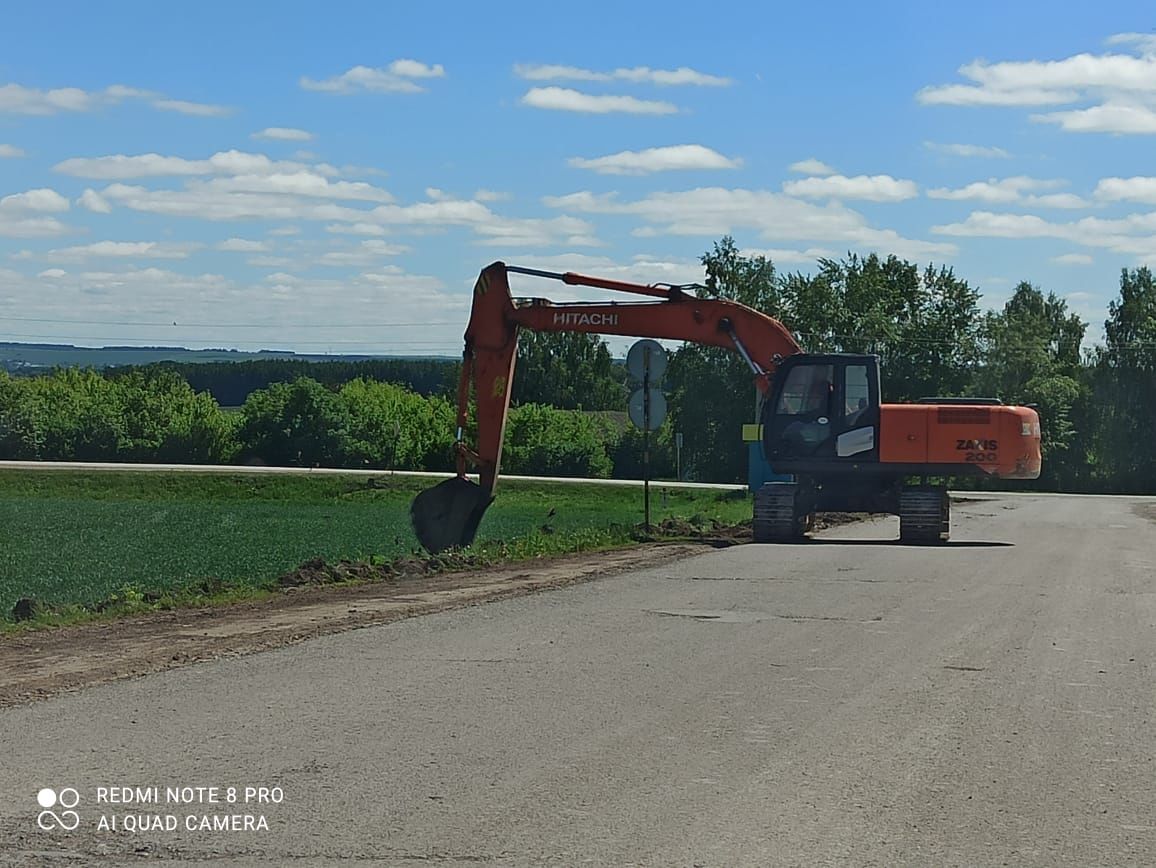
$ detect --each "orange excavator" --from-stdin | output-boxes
[410,261,1042,552]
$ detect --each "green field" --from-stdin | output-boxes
[0,470,751,622]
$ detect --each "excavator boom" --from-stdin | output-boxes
[411,261,803,553]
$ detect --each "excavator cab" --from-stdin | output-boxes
[762,354,881,472]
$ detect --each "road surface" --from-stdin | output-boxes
[2,493,1154,866]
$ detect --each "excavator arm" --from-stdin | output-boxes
[411,261,803,553]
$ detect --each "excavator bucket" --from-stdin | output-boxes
[410,476,494,554]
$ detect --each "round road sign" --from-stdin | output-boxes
[626,339,667,383]
[628,388,667,431]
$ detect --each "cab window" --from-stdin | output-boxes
[844,365,870,419]
[776,364,834,416]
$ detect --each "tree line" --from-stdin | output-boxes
[665,237,1152,492]
[1,237,1152,492]
[0,368,661,480]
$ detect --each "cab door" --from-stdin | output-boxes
[762,355,880,470]
[832,360,879,462]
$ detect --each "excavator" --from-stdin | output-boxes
[410,261,1042,553]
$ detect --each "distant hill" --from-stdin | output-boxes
[0,341,454,373]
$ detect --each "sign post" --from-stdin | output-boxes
[627,340,668,534]
[644,354,651,531]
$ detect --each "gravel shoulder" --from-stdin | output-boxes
[0,541,715,708]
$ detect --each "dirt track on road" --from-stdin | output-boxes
[0,542,714,708]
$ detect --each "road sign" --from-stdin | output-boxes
[626,339,667,383]
[628,388,667,431]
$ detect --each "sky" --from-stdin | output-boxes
[1,0,1155,356]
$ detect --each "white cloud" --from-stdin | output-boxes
[1052,253,1094,265]
[1030,192,1088,209]
[514,64,731,87]
[788,158,836,176]
[92,182,597,248]
[317,239,410,266]
[54,149,332,180]
[521,87,678,114]
[1094,175,1156,203]
[97,183,373,222]
[543,187,955,257]
[0,189,72,238]
[568,144,741,175]
[0,216,70,238]
[0,188,70,213]
[252,127,314,141]
[783,174,918,202]
[0,83,102,114]
[924,141,1010,158]
[77,189,112,213]
[471,213,599,248]
[387,59,445,79]
[0,264,471,355]
[199,172,394,203]
[932,211,1061,238]
[0,144,25,158]
[38,268,67,278]
[325,222,389,236]
[1033,102,1156,133]
[927,176,1066,203]
[300,60,445,94]
[0,82,228,117]
[917,84,1077,106]
[919,37,1156,134]
[217,238,270,252]
[740,246,838,264]
[1105,32,1156,54]
[40,241,202,260]
[932,209,1156,260]
[473,189,509,202]
[151,98,231,117]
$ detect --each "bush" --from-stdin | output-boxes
[236,378,350,467]
[502,403,613,478]
[0,368,235,463]
[338,378,456,470]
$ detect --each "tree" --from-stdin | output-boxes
[1091,267,1156,491]
[665,237,783,482]
[236,378,351,466]
[512,331,624,410]
[501,403,614,478]
[339,378,456,470]
[974,282,1089,488]
[0,368,235,463]
[782,254,982,399]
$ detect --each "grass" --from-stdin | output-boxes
[0,470,752,628]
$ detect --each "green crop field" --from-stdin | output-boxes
[0,470,751,623]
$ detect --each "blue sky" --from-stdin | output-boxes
[1,0,1154,355]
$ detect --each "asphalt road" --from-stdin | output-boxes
[3,493,1155,866]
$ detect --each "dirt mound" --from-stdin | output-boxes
[813,512,863,531]
[655,517,704,536]
[276,551,490,588]
[277,557,397,588]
